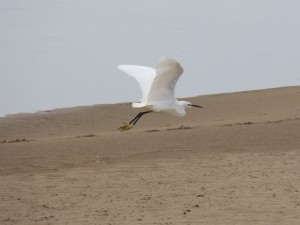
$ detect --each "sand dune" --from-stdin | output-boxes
[1,86,300,224]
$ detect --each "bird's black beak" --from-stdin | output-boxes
[190,104,204,108]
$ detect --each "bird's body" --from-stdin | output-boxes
[118,57,203,131]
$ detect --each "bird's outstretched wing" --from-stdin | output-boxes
[117,65,156,102]
[146,57,183,104]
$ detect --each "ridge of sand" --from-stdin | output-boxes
[1,86,300,224]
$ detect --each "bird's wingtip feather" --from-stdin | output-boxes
[117,65,125,70]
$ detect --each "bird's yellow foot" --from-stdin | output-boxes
[118,122,133,132]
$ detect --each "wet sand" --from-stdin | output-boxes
[1,86,300,224]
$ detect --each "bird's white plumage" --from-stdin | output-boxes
[117,65,156,104]
[117,57,203,131]
[118,57,183,110]
[147,57,183,104]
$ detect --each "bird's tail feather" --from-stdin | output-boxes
[132,102,146,108]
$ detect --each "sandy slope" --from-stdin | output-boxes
[0,86,300,225]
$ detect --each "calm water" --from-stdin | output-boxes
[1,0,300,116]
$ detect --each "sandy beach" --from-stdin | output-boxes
[1,86,300,225]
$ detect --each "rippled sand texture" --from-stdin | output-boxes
[1,86,300,225]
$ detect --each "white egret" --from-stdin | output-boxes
[117,57,203,131]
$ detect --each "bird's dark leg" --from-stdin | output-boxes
[119,110,153,132]
[129,111,153,126]
[128,112,144,125]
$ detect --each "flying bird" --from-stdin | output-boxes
[117,57,203,131]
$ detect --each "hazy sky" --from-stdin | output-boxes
[1,0,299,116]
